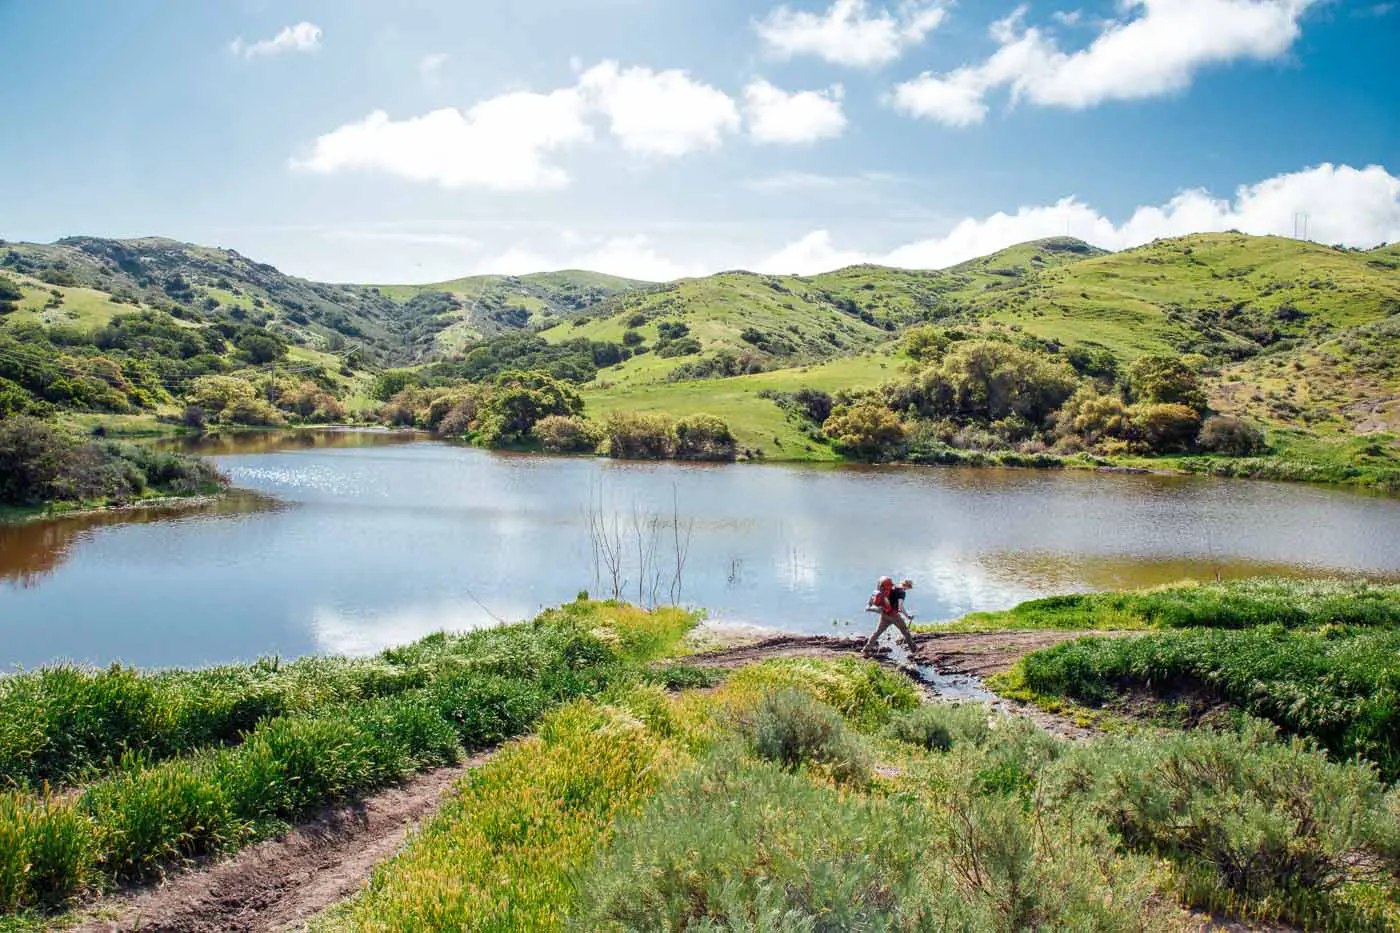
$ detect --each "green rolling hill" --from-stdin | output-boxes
[359,270,644,357]
[3,229,1397,463]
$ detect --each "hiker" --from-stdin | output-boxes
[863,576,917,657]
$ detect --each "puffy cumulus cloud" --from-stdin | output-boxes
[754,230,874,274]
[762,164,1400,273]
[295,60,745,190]
[578,61,740,157]
[230,21,322,59]
[893,0,1318,126]
[291,89,593,191]
[743,80,848,144]
[755,0,947,67]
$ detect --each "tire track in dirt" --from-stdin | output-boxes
[66,751,493,933]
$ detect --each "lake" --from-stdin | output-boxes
[4,429,1400,670]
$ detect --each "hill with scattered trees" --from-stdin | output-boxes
[2,230,1397,487]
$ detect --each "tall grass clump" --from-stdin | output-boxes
[0,791,96,911]
[1018,627,1400,779]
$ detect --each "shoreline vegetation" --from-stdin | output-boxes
[1,581,1398,931]
[0,416,230,523]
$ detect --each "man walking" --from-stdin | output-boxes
[863,576,917,657]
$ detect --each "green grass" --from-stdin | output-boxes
[0,600,697,792]
[581,353,893,459]
[936,578,1400,633]
[1016,626,1400,779]
[0,601,701,917]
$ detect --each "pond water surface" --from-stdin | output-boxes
[3,430,1399,669]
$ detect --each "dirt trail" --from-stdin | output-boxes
[688,629,1131,740]
[67,751,492,933]
[687,629,1121,677]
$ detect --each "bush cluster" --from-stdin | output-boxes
[0,417,226,508]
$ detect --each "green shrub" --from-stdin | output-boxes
[750,690,870,784]
[599,411,673,459]
[822,400,905,460]
[1197,415,1267,455]
[1048,723,1400,916]
[1131,402,1202,453]
[884,703,990,752]
[670,413,736,461]
[532,414,600,453]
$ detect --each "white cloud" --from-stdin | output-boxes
[475,235,702,281]
[756,230,874,274]
[578,61,740,156]
[295,59,741,190]
[744,169,903,191]
[418,52,449,87]
[1052,9,1083,25]
[755,0,947,67]
[760,163,1400,273]
[291,89,594,191]
[743,80,848,144]
[893,0,1318,126]
[230,21,322,59]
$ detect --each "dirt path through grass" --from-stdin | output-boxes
[57,630,1121,933]
[65,751,494,933]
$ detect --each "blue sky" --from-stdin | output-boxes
[1,0,1397,282]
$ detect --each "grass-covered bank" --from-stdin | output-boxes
[964,580,1400,787]
[318,655,1400,932]
[0,600,699,919]
[934,577,1400,633]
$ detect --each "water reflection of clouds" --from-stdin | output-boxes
[310,600,529,656]
[911,546,1050,622]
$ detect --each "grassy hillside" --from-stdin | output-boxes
[979,233,1400,361]
[361,270,644,356]
[1,237,404,362]
[537,237,1104,388]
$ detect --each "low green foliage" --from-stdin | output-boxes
[749,689,871,784]
[1047,722,1400,928]
[1019,626,1400,779]
[949,577,1400,632]
[724,657,920,731]
[0,601,701,915]
[883,702,991,752]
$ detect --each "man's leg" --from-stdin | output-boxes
[863,617,892,655]
[893,616,918,654]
